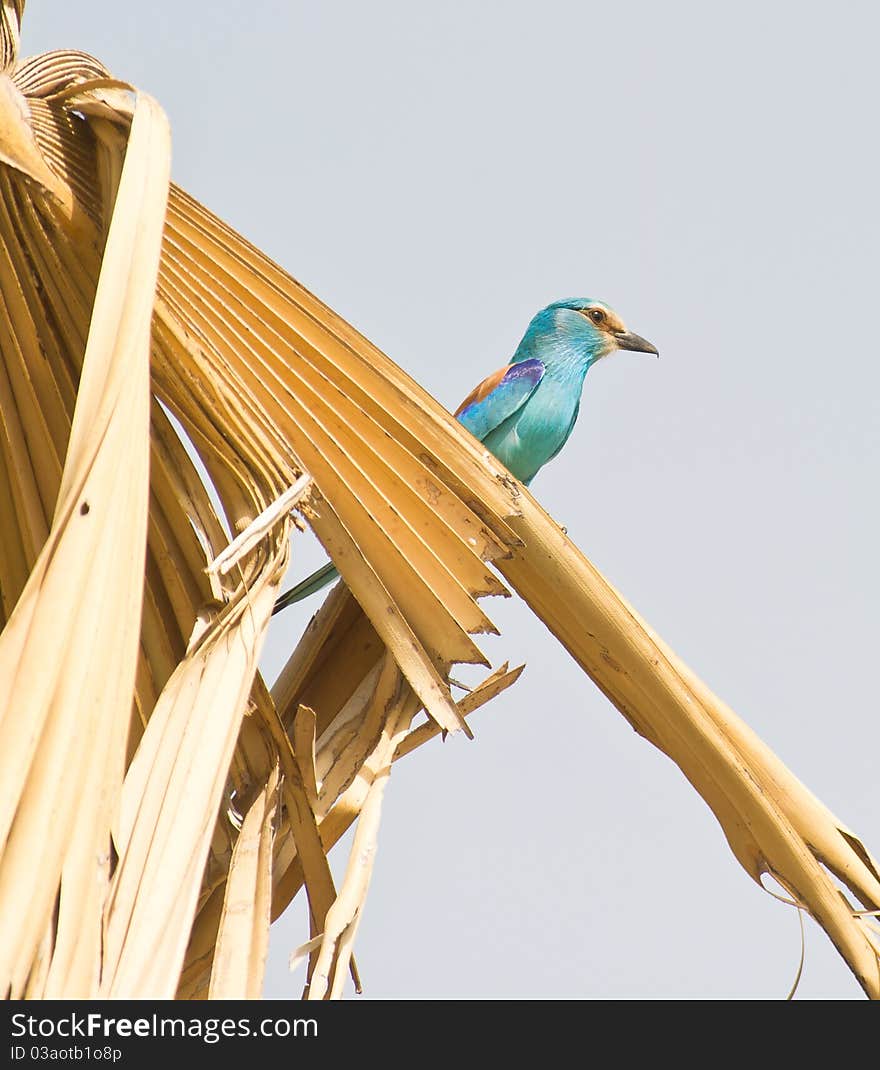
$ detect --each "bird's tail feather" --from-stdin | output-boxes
[272,560,340,616]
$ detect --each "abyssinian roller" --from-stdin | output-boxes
[273,298,658,615]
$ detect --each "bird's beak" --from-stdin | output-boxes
[613,330,659,357]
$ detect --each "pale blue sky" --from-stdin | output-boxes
[24,1,880,998]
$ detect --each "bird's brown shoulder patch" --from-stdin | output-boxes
[454,364,513,416]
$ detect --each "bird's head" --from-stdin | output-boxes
[514,298,658,368]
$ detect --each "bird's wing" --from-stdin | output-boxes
[454,358,545,441]
[545,398,580,465]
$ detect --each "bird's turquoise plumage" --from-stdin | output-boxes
[454,358,545,446]
[272,297,657,615]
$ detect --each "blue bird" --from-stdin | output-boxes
[273,298,657,614]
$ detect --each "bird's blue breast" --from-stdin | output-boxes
[480,372,584,485]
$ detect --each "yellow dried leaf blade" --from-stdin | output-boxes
[42,711,118,998]
[43,390,167,998]
[142,502,200,657]
[271,646,490,924]
[139,542,188,704]
[298,466,492,662]
[150,308,289,496]
[0,74,70,204]
[208,765,278,1000]
[278,763,338,985]
[307,499,471,737]
[394,662,525,761]
[637,611,880,908]
[0,181,84,434]
[0,94,167,778]
[155,255,501,641]
[271,587,386,742]
[161,213,516,566]
[228,691,277,803]
[0,452,31,620]
[499,492,880,997]
[0,329,53,566]
[0,3,22,73]
[0,182,72,518]
[289,934,323,974]
[13,50,111,99]
[145,409,221,641]
[315,656,401,817]
[9,169,100,334]
[158,242,509,603]
[22,920,53,999]
[150,399,229,560]
[271,657,521,921]
[313,661,383,788]
[25,97,103,228]
[159,270,490,664]
[293,705,319,810]
[103,584,277,998]
[0,91,169,994]
[224,686,343,1000]
[166,186,524,545]
[307,681,415,1000]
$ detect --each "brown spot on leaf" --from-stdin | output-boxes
[601,650,623,673]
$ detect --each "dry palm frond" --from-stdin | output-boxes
[208,761,279,1001]
[0,2,877,1001]
[499,496,880,996]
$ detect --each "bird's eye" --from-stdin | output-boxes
[589,309,606,325]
